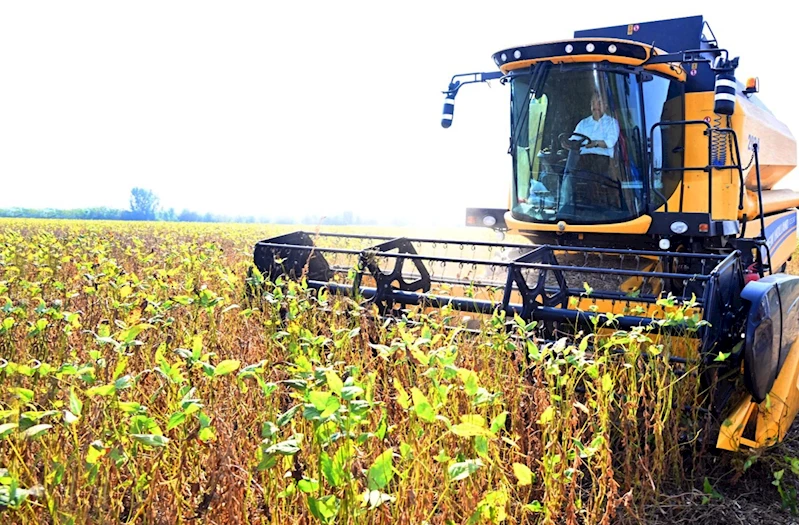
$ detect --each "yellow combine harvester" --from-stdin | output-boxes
[254,16,799,451]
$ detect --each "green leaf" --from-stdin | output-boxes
[198,427,215,442]
[410,347,430,366]
[261,421,279,440]
[513,462,534,486]
[489,412,508,435]
[321,396,341,418]
[86,383,116,397]
[375,411,388,440]
[69,388,83,416]
[117,401,143,414]
[277,405,301,427]
[12,387,34,404]
[298,479,319,493]
[538,406,555,425]
[601,373,613,393]
[0,423,18,439]
[112,355,128,381]
[474,435,489,458]
[394,378,409,409]
[458,368,479,397]
[256,449,277,471]
[85,440,107,465]
[307,495,340,523]
[307,392,340,419]
[452,420,491,438]
[264,438,300,456]
[325,371,343,396]
[309,391,332,411]
[114,375,134,391]
[167,412,186,431]
[411,388,435,423]
[367,449,394,490]
[320,452,342,487]
[214,359,240,377]
[323,443,353,487]
[129,415,161,435]
[524,501,544,513]
[448,459,483,482]
[340,385,364,400]
[22,424,52,440]
[119,323,152,344]
[131,434,170,447]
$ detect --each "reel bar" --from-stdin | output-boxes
[308,280,691,334]
[256,242,713,281]
[253,232,736,344]
[285,232,728,260]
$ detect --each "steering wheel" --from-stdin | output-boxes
[558,132,592,151]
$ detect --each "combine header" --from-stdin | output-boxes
[254,16,799,451]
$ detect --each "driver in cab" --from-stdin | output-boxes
[561,92,619,175]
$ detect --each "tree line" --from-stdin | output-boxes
[0,188,381,225]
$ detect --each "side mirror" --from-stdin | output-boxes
[442,84,458,128]
[440,71,504,128]
[712,56,738,116]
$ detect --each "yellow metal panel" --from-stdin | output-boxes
[740,189,799,219]
[499,39,685,80]
[501,54,643,73]
[683,93,740,220]
[502,56,685,81]
[504,213,652,235]
[737,93,797,191]
[717,337,799,450]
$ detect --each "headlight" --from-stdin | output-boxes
[659,238,671,250]
[482,216,497,227]
[670,221,689,234]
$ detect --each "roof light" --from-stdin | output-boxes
[500,53,507,62]
[586,43,595,52]
[745,77,760,95]
[608,44,617,54]
[513,50,521,59]
[565,44,573,53]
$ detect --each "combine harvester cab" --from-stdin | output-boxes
[255,16,799,452]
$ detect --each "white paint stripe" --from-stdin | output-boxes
[716,79,737,89]
[442,114,453,120]
[445,98,455,104]
[714,93,736,102]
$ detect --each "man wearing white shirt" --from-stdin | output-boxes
[562,92,620,172]
[558,92,620,213]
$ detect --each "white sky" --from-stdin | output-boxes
[1,2,796,225]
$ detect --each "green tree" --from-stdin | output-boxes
[129,188,159,220]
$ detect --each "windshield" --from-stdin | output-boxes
[511,65,647,224]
